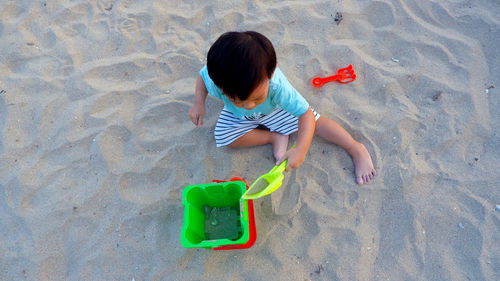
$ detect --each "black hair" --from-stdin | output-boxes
[206,31,277,101]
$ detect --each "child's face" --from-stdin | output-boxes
[228,79,269,110]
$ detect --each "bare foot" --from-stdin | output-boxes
[347,142,376,184]
[271,133,289,162]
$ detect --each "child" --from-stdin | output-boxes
[188,31,376,184]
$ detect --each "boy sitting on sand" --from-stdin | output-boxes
[188,31,376,184]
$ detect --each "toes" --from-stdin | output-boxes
[356,169,377,185]
[363,173,374,183]
[356,176,364,185]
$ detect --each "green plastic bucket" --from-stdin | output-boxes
[181,181,250,249]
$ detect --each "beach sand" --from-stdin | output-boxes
[1,0,499,280]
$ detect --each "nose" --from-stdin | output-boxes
[243,102,256,110]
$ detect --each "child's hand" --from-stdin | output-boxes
[188,103,205,127]
[277,146,307,172]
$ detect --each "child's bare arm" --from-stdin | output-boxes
[189,75,208,127]
[278,108,315,171]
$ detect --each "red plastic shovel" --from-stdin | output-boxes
[312,65,356,87]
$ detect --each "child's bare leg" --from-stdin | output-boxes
[315,117,376,184]
[228,129,289,162]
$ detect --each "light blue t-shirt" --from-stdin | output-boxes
[200,66,309,120]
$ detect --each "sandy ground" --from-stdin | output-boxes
[1,0,499,280]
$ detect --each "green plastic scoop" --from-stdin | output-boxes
[241,158,289,200]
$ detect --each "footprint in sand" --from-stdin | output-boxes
[135,102,194,153]
[253,21,285,45]
[84,59,156,91]
[52,2,93,37]
[280,43,311,65]
[97,125,133,174]
[310,167,332,196]
[119,13,153,35]
[212,12,244,32]
[348,190,359,207]
[271,170,301,215]
[135,101,191,141]
[158,53,200,83]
